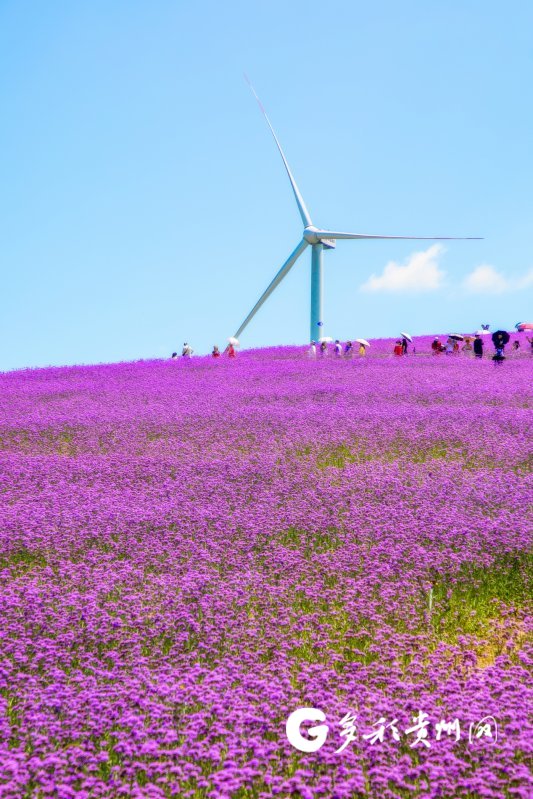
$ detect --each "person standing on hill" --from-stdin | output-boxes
[473,335,484,359]
[431,337,441,355]
[393,340,403,356]
[212,345,220,358]
[401,337,409,355]
[308,341,317,358]
[334,340,342,357]
[444,337,454,356]
[182,343,193,358]
[344,341,353,358]
[319,341,328,357]
[227,343,236,359]
[462,337,473,355]
[492,347,505,365]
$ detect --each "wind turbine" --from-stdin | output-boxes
[233,78,482,344]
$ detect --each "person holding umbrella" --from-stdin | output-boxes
[491,330,509,365]
[354,338,370,356]
[227,336,239,358]
[355,338,370,357]
[446,334,463,355]
[491,330,510,352]
[400,332,412,355]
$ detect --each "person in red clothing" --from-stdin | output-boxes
[228,343,236,358]
[212,345,220,358]
[393,340,403,356]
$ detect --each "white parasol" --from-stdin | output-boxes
[355,338,370,347]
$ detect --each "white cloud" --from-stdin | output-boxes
[359,244,446,293]
[462,264,533,294]
[462,264,508,294]
[520,270,533,289]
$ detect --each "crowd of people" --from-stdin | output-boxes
[307,330,532,363]
[172,342,237,359]
[173,329,532,363]
[308,339,369,358]
[427,330,531,363]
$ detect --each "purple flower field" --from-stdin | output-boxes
[0,338,531,799]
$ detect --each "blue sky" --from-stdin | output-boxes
[1,0,532,370]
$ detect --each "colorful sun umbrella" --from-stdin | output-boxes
[492,330,510,346]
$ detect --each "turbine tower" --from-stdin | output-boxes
[234,78,481,343]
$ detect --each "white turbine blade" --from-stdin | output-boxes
[316,230,483,241]
[244,74,312,228]
[234,239,309,339]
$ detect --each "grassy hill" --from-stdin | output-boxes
[0,342,531,798]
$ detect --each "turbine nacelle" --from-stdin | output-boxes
[303,226,321,244]
[304,226,336,249]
